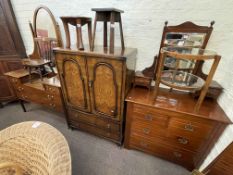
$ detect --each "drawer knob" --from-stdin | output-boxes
[173,151,182,158]
[18,87,24,91]
[184,123,194,132]
[107,124,111,129]
[140,141,148,148]
[177,137,189,145]
[144,115,153,121]
[142,128,150,134]
[47,95,54,100]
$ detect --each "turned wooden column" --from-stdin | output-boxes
[91,8,125,53]
[60,16,92,50]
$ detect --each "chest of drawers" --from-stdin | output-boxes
[124,88,231,170]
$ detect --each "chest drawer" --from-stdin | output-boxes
[130,120,167,138]
[132,104,169,127]
[168,117,214,139]
[68,108,120,133]
[128,134,195,169]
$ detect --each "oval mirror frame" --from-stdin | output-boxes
[33,5,63,47]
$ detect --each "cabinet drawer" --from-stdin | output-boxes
[70,121,120,142]
[132,104,169,127]
[168,117,214,139]
[44,85,60,96]
[68,109,120,133]
[128,134,195,169]
[130,120,167,138]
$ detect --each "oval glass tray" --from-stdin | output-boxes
[161,70,205,91]
[164,57,195,70]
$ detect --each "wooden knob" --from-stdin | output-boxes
[107,124,111,129]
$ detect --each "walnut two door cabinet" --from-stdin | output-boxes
[54,46,137,144]
[124,88,231,170]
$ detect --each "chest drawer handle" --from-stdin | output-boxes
[184,123,194,132]
[173,151,182,158]
[142,128,150,134]
[177,137,189,145]
[140,141,148,148]
[144,115,153,121]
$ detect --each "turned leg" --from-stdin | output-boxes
[62,20,71,48]
[76,21,84,50]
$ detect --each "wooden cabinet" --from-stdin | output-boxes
[124,87,231,170]
[54,46,137,144]
[0,0,26,103]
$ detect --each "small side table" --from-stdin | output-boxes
[91,8,125,53]
[60,16,92,50]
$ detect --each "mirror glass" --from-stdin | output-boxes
[36,9,56,38]
[164,33,206,71]
[164,33,206,47]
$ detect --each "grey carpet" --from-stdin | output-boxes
[0,102,190,175]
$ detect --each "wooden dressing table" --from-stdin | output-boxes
[5,69,64,112]
[124,87,231,170]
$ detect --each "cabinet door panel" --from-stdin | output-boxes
[88,58,123,120]
[0,75,15,100]
[58,56,90,112]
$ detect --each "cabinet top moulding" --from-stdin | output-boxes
[126,88,232,124]
[53,46,137,60]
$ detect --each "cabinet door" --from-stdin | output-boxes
[87,57,123,120]
[56,55,90,112]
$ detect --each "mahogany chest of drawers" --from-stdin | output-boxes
[124,87,231,170]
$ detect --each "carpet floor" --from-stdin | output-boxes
[0,102,190,175]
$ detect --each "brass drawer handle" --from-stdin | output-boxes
[18,87,24,91]
[49,103,56,108]
[177,137,189,145]
[144,115,153,121]
[184,123,194,132]
[142,128,150,134]
[47,95,54,100]
[140,141,148,148]
[173,151,182,158]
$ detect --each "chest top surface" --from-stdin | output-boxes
[126,87,231,124]
[53,46,137,60]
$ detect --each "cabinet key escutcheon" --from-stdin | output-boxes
[184,123,194,132]
[144,114,153,121]
[177,137,189,145]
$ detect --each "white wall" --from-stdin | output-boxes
[11,0,233,170]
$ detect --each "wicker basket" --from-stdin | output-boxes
[0,121,71,175]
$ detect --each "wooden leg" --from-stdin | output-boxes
[0,102,3,108]
[103,21,108,47]
[154,52,166,99]
[109,12,115,53]
[194,56,220,112]
[119,14,125,50]
[62,20,71,48]
[88,21,92,50]
[76,22,84,50]
[19,100,26,112]
[91,14,97,51]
